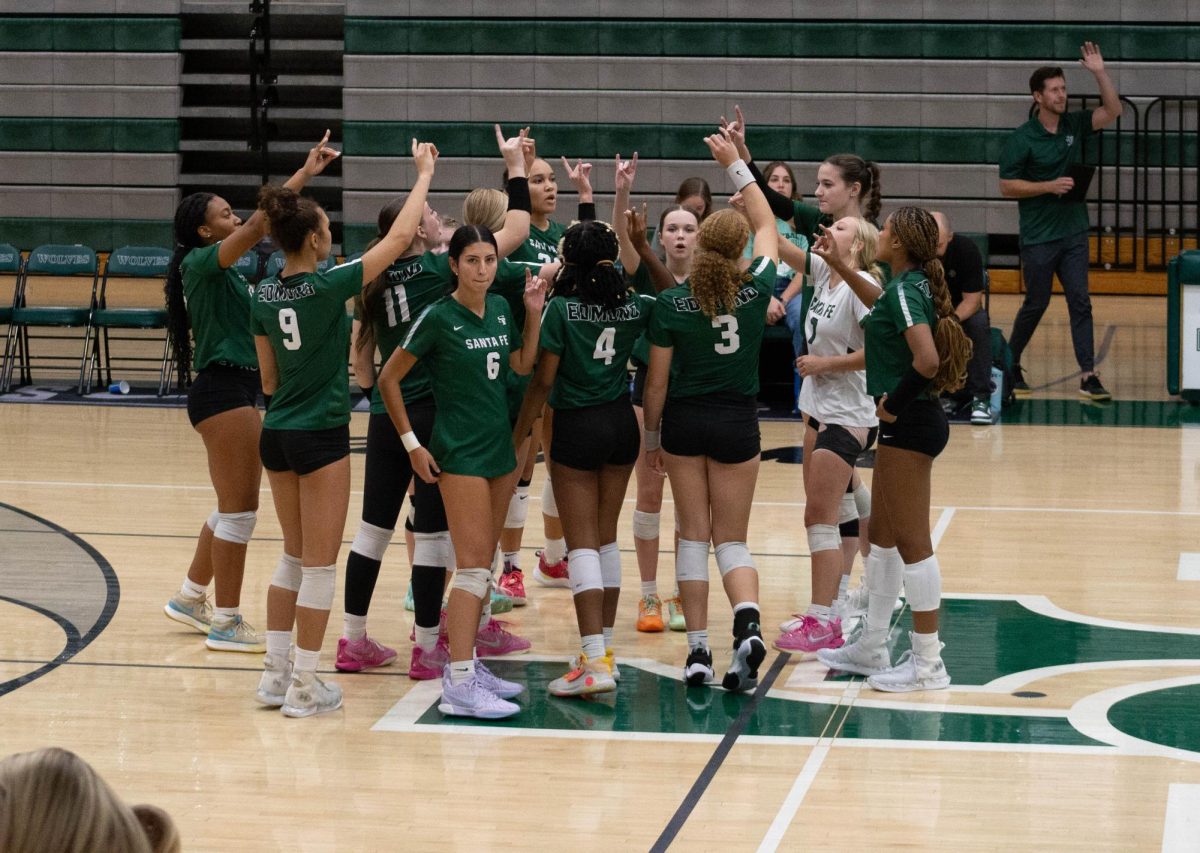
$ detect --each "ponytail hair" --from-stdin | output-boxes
[551,220,627,312]
[462,188,508,232]
[164,191,214,388]
[353,196,407,355]
[257,185,322,253]
[689,209,750,319]
[888,206,972,394]
[824,154,882,225]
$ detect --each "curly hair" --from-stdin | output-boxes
[888,206,972,394]
[689,209,750,319]
[163,192,214,388]
[550,220,628,313]
[257,185,322,253]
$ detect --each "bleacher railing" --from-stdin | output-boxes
[249,0,277,186]
[1142,97,1199,272]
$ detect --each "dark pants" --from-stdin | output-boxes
[961,309,993,400]
[1010,231,1094,373]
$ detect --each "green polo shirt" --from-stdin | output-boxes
[999,109,1095,246]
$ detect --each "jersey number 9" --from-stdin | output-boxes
[487,351,500,380]
[278,308,302,351]
[712,315,740,354]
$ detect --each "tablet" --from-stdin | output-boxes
[1060,164,1095,203]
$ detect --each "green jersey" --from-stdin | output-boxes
[180,242,257,370]
[862,269,937,400]
[250,260,363,430]
[402,293,521,478]
[539,292,655,410]
[507,219,566,270]
[647,257,776,400]
[628,264,656,366]
[999,109,1095,245]
[366,251,453,414]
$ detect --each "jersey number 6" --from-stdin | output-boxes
[278,307,302,351]
[486,351,500,380]
[712,314,740,354]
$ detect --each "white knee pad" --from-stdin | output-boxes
[351,521,393,562]
[838,493,858,524]
[599,542,621,588]
[442,532,457,571]
[296,565,336,610]
[412,532,446,567]
[715,541,755,577]
[632,510,660,541]
[213,510,256,544]
[676,539,710,584]
[903,555,942,611]
[806,523,841,554]
[870,546,904,597]
[568,548,603,595]
[270,553,302,592]
[206,509,220,531]
[853,480,871,519]
[453,566,491,598]
[505,485,530,529]
[541,478,558,518]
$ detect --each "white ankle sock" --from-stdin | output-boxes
[265,630,291,661]
[181,578,207,599]
[213,606,238,622]
[806,603,832,620]
[503,550,521,570]
[912,630,942,660]
[449,659,475,685]
[543,538,567,565]
[414,625,439,652]
[640,580,657,597]
[343,613,367,641]
[686,629,708,651]
[293,647,319,674]
[602,626,613,647]
[581,633,605,660]
[837,574,850,600]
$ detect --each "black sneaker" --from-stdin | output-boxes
[684,646,715,687]
[1012,365,1032,398]
[722,624,767,693]
[1079,374,1112,401]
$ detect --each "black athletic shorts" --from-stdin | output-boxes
[812,423,879,468]
[662,392,760,464]
[260,424,350,475]
[550,395,640,471]
[361,401,447,533]
[186,363,261,427]
[630,359,648,407]
[878,398,949,458]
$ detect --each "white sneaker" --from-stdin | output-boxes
[474,660,524,699]
[722,630,766,693]
[548,654,616,698]
[255,655,292,707]
[280,671,343,718]
[868,648,951,693]
[164,592,212,633]
[206,614,265,653]
[438,670,520,719]
[841,583,902,619]
[816,636,891,676]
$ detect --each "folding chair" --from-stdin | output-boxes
[81,246,175,395]
[1,244,98,394]
[0,244,25,392]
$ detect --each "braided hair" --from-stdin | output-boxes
[163,192,214,388]
[689,209,750,319]
[888,206,972,394]
[549,220,627,313]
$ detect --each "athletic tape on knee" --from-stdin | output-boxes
[206,509,220,531]
[853,481,871,519]
[412,532,445,567]
[838,493,858,524]
[270,553,302,592]
[568,548,603,595]
[541,477,558,518]
[452,567,490,598]
[350,520,393,562]
[599,542,621,588]
[632,510,660,541]
[676,539,710,584]
[903,555,942,612]
[839,518,860,538]
[505,485,530,529]
[213,510,256,544]
[296,565,336,610]
[442,532,457,571]
[806,524,841,554]
[715,541,755,577]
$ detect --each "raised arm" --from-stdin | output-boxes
[510,270,548,375]
[626,204,675,294]
[706,128,777,263]
[562,156,596,221]
[359,140,438,285]
[494,125,532,256]
[720,105,795,222]
[613,152,640,273]
[1080,41,1121,131]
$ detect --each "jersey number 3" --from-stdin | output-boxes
[712,315,740,354]
[278,308,301,351]
[593,327,617,365]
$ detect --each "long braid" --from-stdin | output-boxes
[889,206,972,394]
[164,192,213,388]
[551,220,628,312]
[690,209,750,319]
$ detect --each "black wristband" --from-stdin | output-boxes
[506,177,531,213]
[577,201,596,222]
[883,366,931,417]
[357,385,372,400]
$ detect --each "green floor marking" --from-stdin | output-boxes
[837,705,1102,746]
[999,398,1200,428]
[1108,684,1200,752]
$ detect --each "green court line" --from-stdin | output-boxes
[998,398,1200,428]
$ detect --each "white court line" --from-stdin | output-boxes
[1178,553,1200,581]
[1163,784,1200,852]
[1067,673,1200,765]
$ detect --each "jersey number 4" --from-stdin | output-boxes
[593,327,617,365]
[712,315,740,354]
[278,308,301,350]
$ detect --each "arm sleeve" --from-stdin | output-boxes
[749,160,798,221]
[577,202,596,222]
[538,300,564,356]
[646,293,674,348]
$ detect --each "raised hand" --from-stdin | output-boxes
[411,139,439,176]
[703,128,739,168]
[625,203,650,249]
[728,190,747,214]
[615,151,638,192]
[561,156,594,198]
[810,224,838,264]
[720,104,750,160]
[302,129,341,177]
[522,131,537,172]
[523,268,548,316]
[495,124,529,174]
[1079,41,1105,74]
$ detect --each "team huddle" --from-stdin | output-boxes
[160,109,970,721]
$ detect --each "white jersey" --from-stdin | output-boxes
[797,255,880,428]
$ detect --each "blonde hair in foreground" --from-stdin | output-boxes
[463,187,508,233]
[848,217,885,285]
[690,208,751,319]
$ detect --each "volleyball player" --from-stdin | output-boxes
[162,132,339,653]
[250,139,438,717]
[642,129,778,692]
[512,219,655,695]
[336,126,533,674]
[774,217,883,654]
[612,152,699,633]
[378,225,547,719]
[815,207,971,692]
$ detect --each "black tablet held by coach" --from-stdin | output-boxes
[1060,164,1096,203]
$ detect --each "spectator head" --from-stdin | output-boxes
[674,177,713,222]
[763,161,800,200]
[931,210,952,257]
